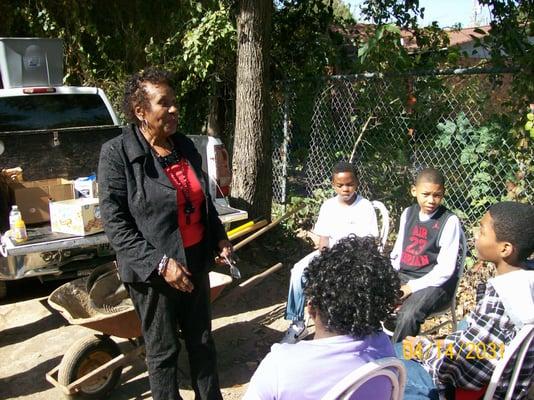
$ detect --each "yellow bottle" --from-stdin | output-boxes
[13,217,28,243]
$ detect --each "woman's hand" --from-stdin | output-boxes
[162,258,194,292]
[218,239,233,258]
[215,239,234,266]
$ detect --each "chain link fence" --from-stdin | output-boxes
[271,69,531,231]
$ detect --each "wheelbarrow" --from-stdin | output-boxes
[45,262,282,399]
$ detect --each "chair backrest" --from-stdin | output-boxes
[448,228,467,311]
[483,324,534,400]
[455,228,468,281]
[371,200,390,252]
[449,228,468,309]
[421,228,467,334]
[321,357,406,400]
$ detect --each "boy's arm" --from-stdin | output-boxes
[405,215,461,293]
[390,208,408,271]
[367,202,379,238]
[313,201,330,248]
[422,285,512,391]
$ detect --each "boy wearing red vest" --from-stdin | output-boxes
[388,167,462,342]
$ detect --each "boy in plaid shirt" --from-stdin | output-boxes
[399,201,534,400]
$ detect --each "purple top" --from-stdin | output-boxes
[244,332,395,400]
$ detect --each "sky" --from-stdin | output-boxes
[343,0,492,28]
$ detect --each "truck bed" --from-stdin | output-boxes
[0,125,246,281]
[1,227,109,256]
[0,204,246,280]
[0,125,120,181]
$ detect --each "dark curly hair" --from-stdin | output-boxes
[488,201,534,263]
[303,235,400,337]
[332,161,358,181]
[122,67,175,124]
[415,167,445,186]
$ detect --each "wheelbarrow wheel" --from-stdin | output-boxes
[58,334,123,399]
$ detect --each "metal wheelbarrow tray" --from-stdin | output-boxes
[45,270,233,399]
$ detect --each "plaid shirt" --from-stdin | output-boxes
[419,282,534,399]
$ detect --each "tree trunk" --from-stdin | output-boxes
[206,85,224,138]
[231,0,272,220]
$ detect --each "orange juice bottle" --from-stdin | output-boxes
[13,217,28,243]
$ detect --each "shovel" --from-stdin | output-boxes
[222,254,241,280]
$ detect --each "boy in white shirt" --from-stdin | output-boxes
[280,161,378,343]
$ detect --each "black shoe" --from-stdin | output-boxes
[381,315,397,336]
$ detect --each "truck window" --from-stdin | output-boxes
[0,94,114,132]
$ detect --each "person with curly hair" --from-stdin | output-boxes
[98,67,231,400]
[244,235,401,400]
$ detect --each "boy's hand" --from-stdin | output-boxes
[400,284,412,300]
[401,336,420,360]
[404,335,431,359]
[403,335,420,347]
[318,236,329,252]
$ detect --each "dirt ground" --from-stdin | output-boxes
[0,232,312,400]
[1,230,532,400]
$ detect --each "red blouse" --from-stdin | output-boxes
[164,159,205,248]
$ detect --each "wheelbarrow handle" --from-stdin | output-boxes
[220,262,283,301]
[233,204,305,251]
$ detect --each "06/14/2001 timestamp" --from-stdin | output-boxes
[402,340,505,361]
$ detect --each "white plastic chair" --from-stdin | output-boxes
[421,228,467,335]
[321,357,406,400]
[372,200,390,252]
[482,324,534,400]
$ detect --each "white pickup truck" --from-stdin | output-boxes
[0,38,246,298]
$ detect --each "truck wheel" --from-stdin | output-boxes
[58,334,122,399]
[0,281,6,300]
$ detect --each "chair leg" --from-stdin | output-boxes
[451,300,457,332]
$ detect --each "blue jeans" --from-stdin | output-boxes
[395,343,439,400]
[285,250,320,321]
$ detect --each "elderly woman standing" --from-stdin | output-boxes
[98,68,231,400]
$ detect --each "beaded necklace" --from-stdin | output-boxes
[155,147,196,224]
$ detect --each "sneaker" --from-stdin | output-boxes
[280,321,308,344]
[381,315,397,337]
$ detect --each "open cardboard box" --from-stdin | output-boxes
[10,178,75,224]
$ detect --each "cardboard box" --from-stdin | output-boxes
[10,178,74,224]
[50,198,103,236]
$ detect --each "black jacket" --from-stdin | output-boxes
[98,124,227,283]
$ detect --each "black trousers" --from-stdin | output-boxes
[126,243,222,400]
[393,271,456,343]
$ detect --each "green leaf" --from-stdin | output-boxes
[384,24,401,34]
[375,25,385,41]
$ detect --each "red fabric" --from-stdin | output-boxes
[164,159,205,248]
[455,386,487,400]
